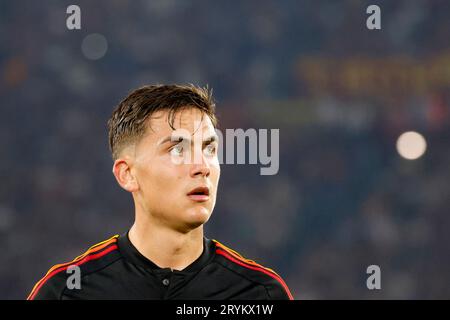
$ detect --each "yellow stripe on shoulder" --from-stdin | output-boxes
[72,234,119,261]
[212,239,279,276]
[42,235,119,278]
[27,234,119,299]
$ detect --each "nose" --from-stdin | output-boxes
[191,165,210,178]
[189,153,210,178]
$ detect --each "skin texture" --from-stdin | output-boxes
[112,107,220,270]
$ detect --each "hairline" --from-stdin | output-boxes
[114,106,216,160]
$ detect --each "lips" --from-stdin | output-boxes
[187,186,210,202]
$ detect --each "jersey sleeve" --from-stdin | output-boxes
[27,270,68,300]
[265,275,294,300]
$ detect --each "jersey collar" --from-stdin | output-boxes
[117,230,214,274]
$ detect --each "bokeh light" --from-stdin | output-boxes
[396,131,427,160]
[81,33,108,60]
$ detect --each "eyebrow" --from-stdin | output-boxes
[158,134,218,146]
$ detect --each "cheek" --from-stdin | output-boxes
[146,163,185,199]
[213,157,221,174]
[139,169,184,215]
[137,162,168,192]
[210,163,221,188]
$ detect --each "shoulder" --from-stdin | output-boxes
[27,235,121,300]
[212,239,294,300]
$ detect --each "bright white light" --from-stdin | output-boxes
[396,131,427,160]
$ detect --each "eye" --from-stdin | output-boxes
[170,144,184,156]
[204,144,217,156]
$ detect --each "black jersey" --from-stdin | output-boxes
[27,232,293,300]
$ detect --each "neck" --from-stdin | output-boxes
[128,215,204,271]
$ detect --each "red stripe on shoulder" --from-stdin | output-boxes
[216,248,294,300]
[213,240,280,277]
[27,235,119,300]
[27,243,118,300]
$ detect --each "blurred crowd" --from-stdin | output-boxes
[0,0,449,299]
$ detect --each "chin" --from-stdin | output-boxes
[184,207,211,228]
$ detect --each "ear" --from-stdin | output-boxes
[112,157,139,192]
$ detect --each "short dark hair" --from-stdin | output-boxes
[107,84,217,160]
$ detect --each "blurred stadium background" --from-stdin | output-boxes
[1,0,449,299]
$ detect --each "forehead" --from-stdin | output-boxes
[145,108,215,141]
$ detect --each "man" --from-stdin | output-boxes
[27,84,293,300]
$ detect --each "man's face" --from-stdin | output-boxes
[131,107,220,232]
